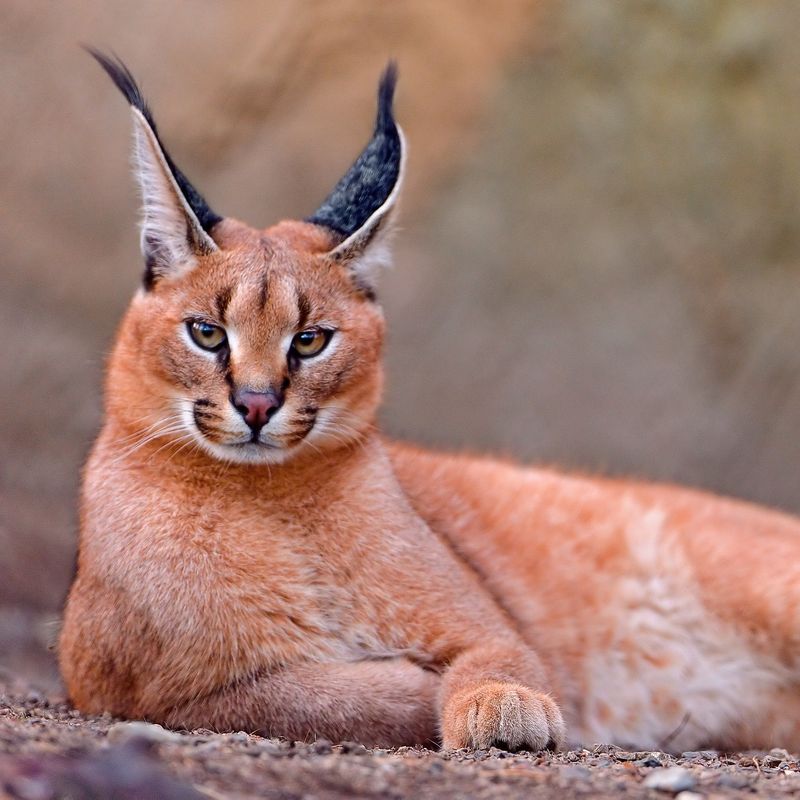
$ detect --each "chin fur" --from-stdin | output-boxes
[193,434,297,465]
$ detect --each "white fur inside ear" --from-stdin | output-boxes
[329,125,406,291]
[131,108,217,279]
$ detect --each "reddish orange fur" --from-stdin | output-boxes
[60,115,800,755]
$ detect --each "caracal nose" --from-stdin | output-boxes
[232,389,284,430]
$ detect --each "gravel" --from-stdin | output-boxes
[2,677,799,799]
[643,766,695,792]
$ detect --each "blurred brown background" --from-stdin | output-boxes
[1,1,799,689]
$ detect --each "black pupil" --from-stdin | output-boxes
[199,324,216,339]
[298,332,316,345]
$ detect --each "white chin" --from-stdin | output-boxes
[194,434,296,466]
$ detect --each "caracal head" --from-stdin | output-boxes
[89,50,404,466]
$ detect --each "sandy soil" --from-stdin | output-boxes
[2,678,799,799]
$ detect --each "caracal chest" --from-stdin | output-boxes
[115,478,423,663]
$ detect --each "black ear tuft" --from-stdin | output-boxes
[84,46,152,123]
[84,46,222,234]
[307,61,403,239]
[375,60,399,135]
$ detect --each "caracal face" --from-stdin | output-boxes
[116,220,386,466]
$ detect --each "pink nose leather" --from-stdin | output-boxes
[233,390,282,430]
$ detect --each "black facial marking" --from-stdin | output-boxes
[214,344,235,390]
[290,412,317,443]
[143,252,157,291]
[193,397,223,438]
[289,406,318,442]
[214,287,233,324]
[297,292,312,329]
[86,48,222,234]
[306,61,401,239]
[193,406,216,436]
[258,272,270,312]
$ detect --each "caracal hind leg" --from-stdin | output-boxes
[674,492,800,750]
[550,484,800,751]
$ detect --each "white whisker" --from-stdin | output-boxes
[107,405,189,466]
[148,430,199,463]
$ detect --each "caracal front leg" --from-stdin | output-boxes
[164,657,439,747]
[440,638,565,751]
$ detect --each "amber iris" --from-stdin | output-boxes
[292,328,329,358]
[188,320,227,351]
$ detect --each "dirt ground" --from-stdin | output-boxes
[2,678,799,799]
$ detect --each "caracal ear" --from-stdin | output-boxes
[86,48,221,288]
[307,61,405,297]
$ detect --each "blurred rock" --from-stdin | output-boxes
[106,721,184,746]
[0,742,204,800]
[643,766,695,792]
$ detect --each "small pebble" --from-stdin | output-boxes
[637,756,664,768]
[107,720,182,745]
[192,739,223,753]
[675,792,704,800]
[312,738,332,755]
[592,743,620,754]
[257,740,286,756]
[717,773,751,789]
[339,741,367,755]
[561,765,592,781]
[681,750,717,760]
[643,766,696,793]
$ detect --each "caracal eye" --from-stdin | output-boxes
[291,327,330,358]
[188,320,227,351]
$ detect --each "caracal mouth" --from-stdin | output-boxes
[188,423,316,466]
[183,399,317,465]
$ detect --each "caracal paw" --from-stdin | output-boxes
[441,681,565,751]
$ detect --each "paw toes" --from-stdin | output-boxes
[442,682,565,752]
